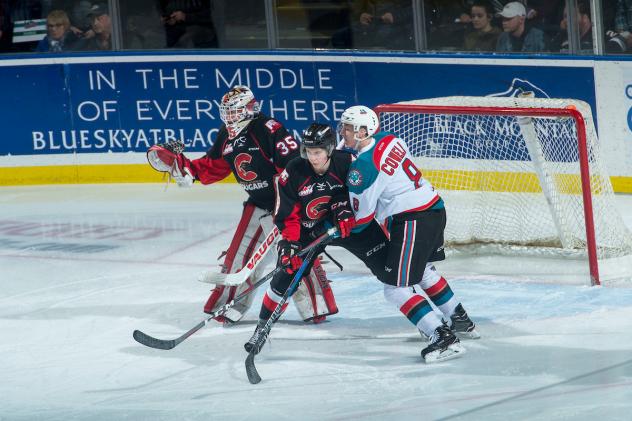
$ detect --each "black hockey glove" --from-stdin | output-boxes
[277,239,303,274]
[331,199,356,239]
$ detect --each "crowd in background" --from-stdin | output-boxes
[0,0,630,55]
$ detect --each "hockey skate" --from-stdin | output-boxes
[244,319,268,355]
[449,304,480,339]
[421,325,466,363]
[418,330,430,341]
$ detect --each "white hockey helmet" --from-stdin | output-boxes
[219,85,260,138]
[339,105,379,140]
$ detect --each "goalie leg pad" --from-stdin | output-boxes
[203,203,267,323]
[293,258,338,323]
[221,279,258,323]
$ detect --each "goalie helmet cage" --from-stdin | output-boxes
[375,96,632,286]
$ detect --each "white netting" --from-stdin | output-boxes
[378,96,632,259]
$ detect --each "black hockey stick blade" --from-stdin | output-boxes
[245,352,261,384]
[132,267,280,351]
[133,329,178,350]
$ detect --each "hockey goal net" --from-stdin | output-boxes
[375,96,632,286]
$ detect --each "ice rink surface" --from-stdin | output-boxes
[1,183,632,421]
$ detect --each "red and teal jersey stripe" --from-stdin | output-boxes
[400,295,433,325]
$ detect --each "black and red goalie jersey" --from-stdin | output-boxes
[274,150,354,241]
[181,114,300,211]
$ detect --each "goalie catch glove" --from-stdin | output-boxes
[147,140,194,187]
[160,139,185,155]
[171,162,194,188]
[277,239,303,274]
[331,198,356,239]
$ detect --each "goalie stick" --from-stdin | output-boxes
[198,225,280,287]
[245,227,338,384]
[133,276,268,350]
[133,228,337,351]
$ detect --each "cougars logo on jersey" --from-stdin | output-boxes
[306,195,331,220]
[196,114,299,211]
[234,153,257,181]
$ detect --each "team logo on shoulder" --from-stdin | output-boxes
[347,169,363,186]
[265,119,282,133]
[278,169,289,185]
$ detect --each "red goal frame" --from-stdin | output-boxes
[374,104,599,286]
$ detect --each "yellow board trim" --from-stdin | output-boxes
[1,165,631,194]
[423,170,615,195]
[0,164,237,186]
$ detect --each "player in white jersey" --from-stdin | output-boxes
[340,105,479,363]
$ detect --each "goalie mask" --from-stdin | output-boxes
[338,105,379,150]
[300,123,336,159]
[219,85,260,138]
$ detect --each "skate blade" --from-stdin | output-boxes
[423,343,466,363]
[456,328,480,340]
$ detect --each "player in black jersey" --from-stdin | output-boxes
[149,86,337,324]
[245,122,478,363]
[244,122,393,354]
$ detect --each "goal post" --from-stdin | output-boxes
[375,96,632,286]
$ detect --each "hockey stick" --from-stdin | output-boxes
[245,227,338,384]
[133,274,271,350]
[133,229,337,350]
[198,226,280,287]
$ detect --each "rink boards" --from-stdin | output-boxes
[0,51,631,191]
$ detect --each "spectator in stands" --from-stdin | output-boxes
[160,0,217,48]
[606,0,632,53]
[463,0,501,51]
[77,3,111,50]
[69,1,95,39]
[496,1,546,52]
[36,9,80,52]
[332,0,413,50]
[552,0,593,53]
[493,1,543,19]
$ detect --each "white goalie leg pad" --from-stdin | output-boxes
[224,245,278,322]
[292,258,338,322]
[222,278,258,323]
[204,205,268,322]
